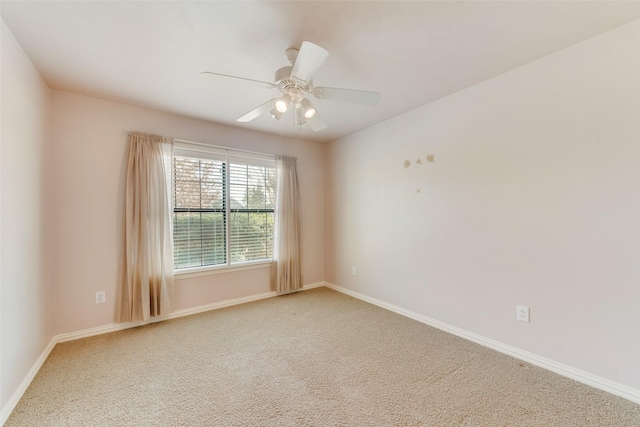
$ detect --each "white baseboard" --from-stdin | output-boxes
[55,291,278,343]
[56,281,324,343]
[0,282,324,426]
[0,338,56,426]
[323,282,640,405]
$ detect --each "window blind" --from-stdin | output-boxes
[172,145,276,270]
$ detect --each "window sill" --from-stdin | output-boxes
[174,260,273,280]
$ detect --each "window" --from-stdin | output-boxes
[172,143,276,271]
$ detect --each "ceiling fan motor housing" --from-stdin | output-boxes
[274,66,311,94]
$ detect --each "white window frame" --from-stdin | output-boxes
[172,141,276,278]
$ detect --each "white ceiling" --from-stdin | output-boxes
[3,1,640,143]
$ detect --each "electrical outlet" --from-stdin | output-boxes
[96,291,106,304]
[351,266,357,276]
[516,305,530,323]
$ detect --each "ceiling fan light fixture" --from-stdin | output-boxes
[269,107,284,120]
[300,98,316,118]
[275,94,291,113]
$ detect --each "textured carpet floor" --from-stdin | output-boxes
[6,287,640,426]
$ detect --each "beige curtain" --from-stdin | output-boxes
[272,155,302,293]
[119,131,174,322]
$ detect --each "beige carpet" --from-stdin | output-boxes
[6,287,640,426]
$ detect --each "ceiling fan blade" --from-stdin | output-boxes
[290,41,329,84]
[200,72,277,89]
[313,87,380,105]
[307,112,327,132]
[237,99,275,122]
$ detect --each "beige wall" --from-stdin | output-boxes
[325,20,640,390]
[50,91,325,335]
[1,19,53,412]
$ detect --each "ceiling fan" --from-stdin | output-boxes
[200,41,380,131]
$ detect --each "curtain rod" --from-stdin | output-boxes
[124,131,284,158]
